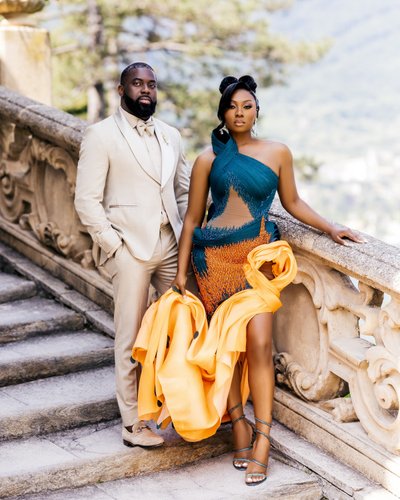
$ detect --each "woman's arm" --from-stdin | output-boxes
[172,149,214,295]
[277,145,365,245]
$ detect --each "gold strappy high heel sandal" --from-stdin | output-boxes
[228,402,255,471]
[245,416,272,486]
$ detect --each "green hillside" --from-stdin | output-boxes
[260,0,400,246]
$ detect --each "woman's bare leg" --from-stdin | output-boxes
[227,361,253,468]
[245,312,274,483]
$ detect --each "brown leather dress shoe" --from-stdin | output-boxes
[122,421,164,448]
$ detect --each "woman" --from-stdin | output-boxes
[170,75,364,486]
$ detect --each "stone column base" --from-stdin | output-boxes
[0,25,52,105]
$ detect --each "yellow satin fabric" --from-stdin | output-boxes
[132,240,297,442]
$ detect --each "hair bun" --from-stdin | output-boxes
[219,76,238,94]
[238,75,257,93]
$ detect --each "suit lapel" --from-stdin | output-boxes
[114,109,160,184]
[154,120,175,187]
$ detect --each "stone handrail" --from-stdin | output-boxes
[0,85,84,157]
[1,85,400,461]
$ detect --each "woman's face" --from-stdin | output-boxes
[224,89,258,133]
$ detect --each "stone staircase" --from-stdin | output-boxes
[0,251,233,499]
[0,242,396,499]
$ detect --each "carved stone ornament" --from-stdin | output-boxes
[319,397,358,423]
[350,297,400,452]
[0,123,31,223]
[0,118,93,267]
[273,252,353,401]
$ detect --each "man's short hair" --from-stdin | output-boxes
[120,62,155,85]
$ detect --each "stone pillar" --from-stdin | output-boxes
[0,0,51,105]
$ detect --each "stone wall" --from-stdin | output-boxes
[1,85,400,494]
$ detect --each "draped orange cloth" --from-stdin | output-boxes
[132,240,297,442]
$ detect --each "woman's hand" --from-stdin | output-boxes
[171,272,187,297]
[259,261,275,280]
[328,224,366,245]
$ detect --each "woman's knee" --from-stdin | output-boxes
[247,332,273,360]
[247,336,273,360]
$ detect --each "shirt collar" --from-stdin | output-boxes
[120,106,154,130]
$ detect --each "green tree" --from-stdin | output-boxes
[43,0,329,155]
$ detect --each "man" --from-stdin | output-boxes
[74,62,190,447]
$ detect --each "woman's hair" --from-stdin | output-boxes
[215,75,260,140]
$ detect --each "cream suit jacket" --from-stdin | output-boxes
[74,108,190,265]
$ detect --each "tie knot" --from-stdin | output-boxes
[137,120,155,137]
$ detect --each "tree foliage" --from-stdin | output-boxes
[43,0,329,155]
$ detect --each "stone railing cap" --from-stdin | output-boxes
[0,85,86,157]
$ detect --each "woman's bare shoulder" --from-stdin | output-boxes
[258,140,293,168]
[193,146,215,170]
[259,139,292,156]
[197,145,216,161]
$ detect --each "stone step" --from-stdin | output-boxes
[0,330,114,387]
[3,415,396,500]
[0,420,232,499]
[271,420,398,499]
[0,296,85,343]
[0,366,118,441]
[7,451,323,500]
[0,271,37,304]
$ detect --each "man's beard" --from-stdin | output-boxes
[123,92,157,119]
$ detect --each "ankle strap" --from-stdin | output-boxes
[255,416,272,428]
[231,414,246,426]
[228,402,243,415]
[256,428,271,441]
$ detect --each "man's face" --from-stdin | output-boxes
[118,67,157,119]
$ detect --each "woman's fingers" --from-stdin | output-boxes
[331,226,367,245]
[171,281,187,297]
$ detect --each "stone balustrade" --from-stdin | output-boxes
[1,85,400,492]
[272,201,400,447]
[0,85,90,262]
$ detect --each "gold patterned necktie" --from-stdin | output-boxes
[136,120,155,137]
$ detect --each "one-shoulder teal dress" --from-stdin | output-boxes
[192,130,280,316]
[132,130,300,441]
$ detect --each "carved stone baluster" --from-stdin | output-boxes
[350,297,400,452]
[0,122,33,223]
[273,252,357,401]
[26,137,92,264]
